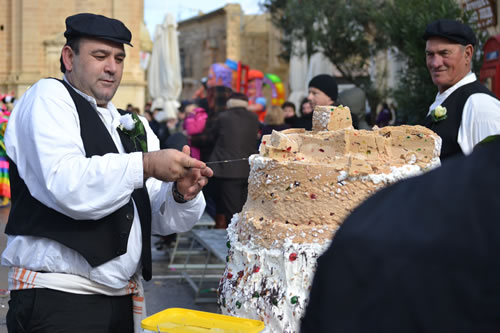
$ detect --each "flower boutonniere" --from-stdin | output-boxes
[431,105,447,123]
[118,113,148,152]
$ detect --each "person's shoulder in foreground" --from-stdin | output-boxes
[301,137,500,332]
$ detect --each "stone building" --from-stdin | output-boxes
[0,0,148,110]
[177,4,288,100]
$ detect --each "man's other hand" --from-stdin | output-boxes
[175,146,213,201]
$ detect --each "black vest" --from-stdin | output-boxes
[422,80,497,160]
[5,79,153,281]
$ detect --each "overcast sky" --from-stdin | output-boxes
[144,0,263,38]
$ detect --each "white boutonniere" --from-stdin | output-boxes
[431,105,447,123]
[118,113,148,152]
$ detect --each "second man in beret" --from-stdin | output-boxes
[422,18,500,160]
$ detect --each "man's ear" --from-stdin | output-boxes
[61,45,74,72]
[464,45,474,65]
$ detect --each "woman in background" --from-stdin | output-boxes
[294,98,314,130]
[184,101,208,160]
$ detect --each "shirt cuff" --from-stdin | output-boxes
[129,152,144,188]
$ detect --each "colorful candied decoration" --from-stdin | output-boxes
[207,63,233,89]
[0,111,10,207]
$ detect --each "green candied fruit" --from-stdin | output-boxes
[236,301,242,309]
[291,296,298,304]
[226,241,231,249]
[226,256,229,262]
[272,298,278,306]
[253,291,260,298]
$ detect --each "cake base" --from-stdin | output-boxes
[219,214,330,333]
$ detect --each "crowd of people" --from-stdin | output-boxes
[126,16,500,236]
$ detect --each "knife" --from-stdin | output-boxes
[205,157,249,165]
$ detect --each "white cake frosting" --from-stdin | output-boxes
[219,213,329,333]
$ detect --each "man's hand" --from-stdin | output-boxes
[175,146,213,201]
[143,147,209,182]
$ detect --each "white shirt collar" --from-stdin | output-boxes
[429,72,476,113]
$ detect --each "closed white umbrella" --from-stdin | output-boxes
[306,51,335,85]
[288,39,309,114]
[148,13,181,121]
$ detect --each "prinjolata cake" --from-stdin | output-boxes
[218,105,441,332]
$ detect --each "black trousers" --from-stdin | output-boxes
[7,288,134,333]
[214,177,248,221]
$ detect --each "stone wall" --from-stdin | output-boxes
[0,0,146,110]
[178,4,288,101]
[178,8,228,99]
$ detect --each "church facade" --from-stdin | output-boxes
[0,0,147,110]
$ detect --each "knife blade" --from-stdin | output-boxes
[205,157,249,165]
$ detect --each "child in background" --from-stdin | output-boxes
[261,105,290,136]
[184,101,208,160]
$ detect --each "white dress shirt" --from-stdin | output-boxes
[1,77,205,289]
[428,72,500,155]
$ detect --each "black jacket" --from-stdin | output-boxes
[208,106,260,179]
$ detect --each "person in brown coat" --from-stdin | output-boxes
[208,92,260,228]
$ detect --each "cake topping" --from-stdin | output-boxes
[312,105,354,131]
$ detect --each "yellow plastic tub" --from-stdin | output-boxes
[141,308,265,333]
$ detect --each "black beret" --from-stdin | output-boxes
[64,13,133,47]
[309,74,338,102]
[423,19,476,46]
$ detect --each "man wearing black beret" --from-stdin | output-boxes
[422,18,500,160]
[2,13,213,332]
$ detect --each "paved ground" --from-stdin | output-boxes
[0,208,221,331]
[0,207,11,333]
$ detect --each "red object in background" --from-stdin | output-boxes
[236,61,250,95]
[480,34,500,98]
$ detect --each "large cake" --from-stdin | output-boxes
[218,106,441,332]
